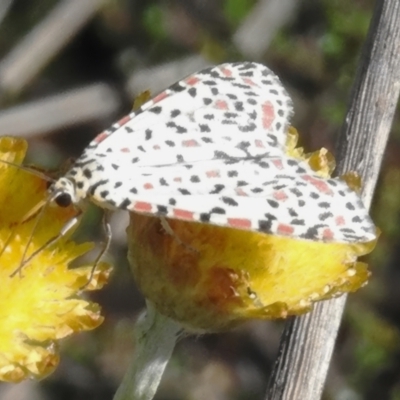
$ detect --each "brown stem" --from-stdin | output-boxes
[265,0,400,399]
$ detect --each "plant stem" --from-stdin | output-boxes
[265,0,400,398]
[113,301,182,400]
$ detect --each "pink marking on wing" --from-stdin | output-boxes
[133,202,152,212]
[117,115,131,126]
[220,67,232,77]
[153,145,161,150]
[173,209,194,220]
[235,188,248,196]
[271,159,284,170]
[152,91,168,104]
[243,77,257,87]
[144,183,154,190]
[277,224,294,235]
[228,218,252,229]
[322,228,334,241]
[255,139,265,148]
[262,101,275,130]
[186,76,200,86]
[94,132,108,144]
[121,148,130,153]
[182,139,200,147]
[206,170,220,178]
[335,216,345,226]
[173,177,182,182]
[215,100,228,110]
[273,190,288,201]
[301,175,334,195]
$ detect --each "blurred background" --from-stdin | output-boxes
[0,0,399,399]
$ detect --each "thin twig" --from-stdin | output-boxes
[265,1,400,399]
[127,55,210,97]
[0,0,13,27]
[233,0,298,59]
[0,0,104,98]
[127,0,298,96]
[0,84,120,137]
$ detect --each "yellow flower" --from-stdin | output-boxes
[127,128,378,331]
[0,137,111,382]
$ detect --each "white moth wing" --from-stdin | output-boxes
[60,61,376,244]
[72,62,293,172]
[86,156,376,244]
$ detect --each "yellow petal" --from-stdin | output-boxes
[128,214,377,331]
[0,137,112,382]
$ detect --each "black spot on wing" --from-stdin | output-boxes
[291,219,305,225]
[210,207,226,214]
[150,106,162,114]
[259,212,277,232]
[188,87,197,97]
[119,199,131,209]
[200,124,211,133]
[210,184,225,194]
[200,213,211,222]
[157,205,168,215]
[221,197,238,206]
[83,168,92,178]
[89,179,108,195]
[99,190,109,199]
[166,121,187,134]
[319,212,333,221]
[267,199,279,208]
[178,188,191,195]
[170,82,186,92]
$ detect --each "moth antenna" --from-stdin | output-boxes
[0,159,55,183]
[20,198,47,223]
[80,210,112,290]
[10,197,82,278]
[0,197,44,261]
[11,190,63,277]
[0,197,46,261]
[10,194,53,277]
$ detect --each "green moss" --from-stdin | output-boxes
[143,4,166,40]
[348,306,400,385]
[223,0,256,27]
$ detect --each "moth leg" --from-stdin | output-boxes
[80,210,112,290]
[160,216,198,253]
[0,228,17,260]
[10,211,82,278]
[20,198,46,223]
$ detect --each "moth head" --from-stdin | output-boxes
[49,177,77,207]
